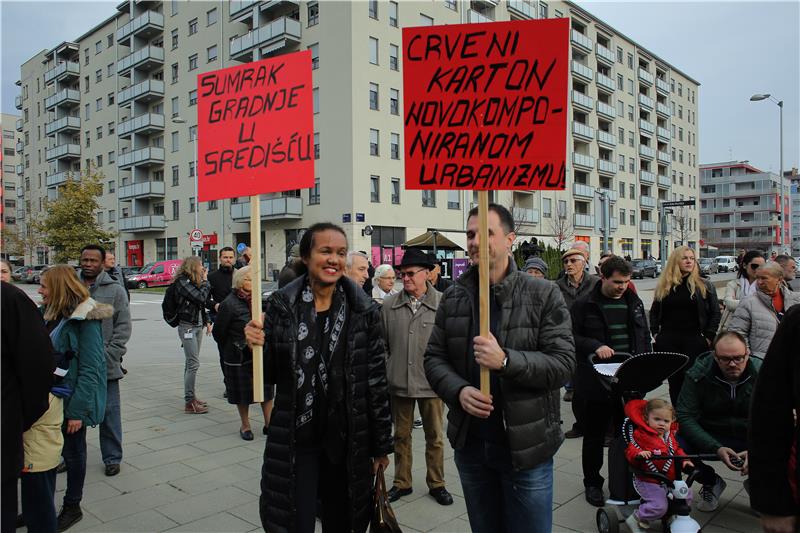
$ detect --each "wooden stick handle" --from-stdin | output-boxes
[250,195,264,403]
[478,191,490,396]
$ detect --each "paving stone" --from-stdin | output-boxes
[124,445,203,470]
[190,433,258,453]
[136,430,217,451]
[395,491,468,532]
[228,501,263,528]
[86,484,190,523]
[82,510,178,532]
[156,486,256,525]
[182,445,260,472]
[168,464,258,495]
[104,462,200,493]
[165,512,258,532]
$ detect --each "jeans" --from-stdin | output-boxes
[455,440,554,533]
[391,396,445,490]
[62,424,87,506]
[178,323,204,403]
[21,468,57,532]
[100,379,122,465]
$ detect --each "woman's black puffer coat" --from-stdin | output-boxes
[259,275,393,532]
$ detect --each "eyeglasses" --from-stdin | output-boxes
[749,263,761,270]
[398,269,425,279]
[714,354,747,365]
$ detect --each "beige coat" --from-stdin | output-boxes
[23,393,64,473]
[381,283,441,398]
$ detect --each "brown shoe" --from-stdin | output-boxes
[185,399,208,414]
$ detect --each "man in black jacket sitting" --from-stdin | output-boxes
[571,255,652,507]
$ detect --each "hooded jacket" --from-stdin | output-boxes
[82,269,131,380]
[728,287,800,358]
[624,399,687,483]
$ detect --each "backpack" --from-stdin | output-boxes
[162,282,181,327]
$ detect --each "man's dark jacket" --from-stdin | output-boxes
[556,272,599,309]
[571,283,652,366]
[424,261,575,470]
[749,304,800,516]
[206,267,233,317]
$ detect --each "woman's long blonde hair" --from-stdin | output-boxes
[41,265,90,321]
[174,256,204,285]
[654,246,707,301]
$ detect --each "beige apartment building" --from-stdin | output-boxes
[15,0,699,272]
[1,113,23,257]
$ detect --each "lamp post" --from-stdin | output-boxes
[172,117,199,255]
[750,93,786,252]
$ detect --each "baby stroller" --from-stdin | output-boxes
[589,351,719,533]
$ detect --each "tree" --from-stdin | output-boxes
[34,169,116,263]
[547,209,575,252]
[670,206,696,245]
[1,219,44,261]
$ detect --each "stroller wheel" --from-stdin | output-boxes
[596,507,620,533]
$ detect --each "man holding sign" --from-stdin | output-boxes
[424,204,575,532]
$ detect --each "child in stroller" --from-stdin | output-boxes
[623,399,693,531]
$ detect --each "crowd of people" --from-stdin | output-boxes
[3,206,800,532]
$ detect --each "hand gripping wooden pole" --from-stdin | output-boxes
[478,190,490,396]
[250,196,264,403]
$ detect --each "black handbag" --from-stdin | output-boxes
[370,464,402,533]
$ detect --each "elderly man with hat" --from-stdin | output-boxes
[381,249,453,506]
[524,256,549,279]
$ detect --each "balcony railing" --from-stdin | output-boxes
[15,141,23,154]
[598,188,618,203]
[230,16,301,58]
[573,182,595,198]
[117,146,165,168]
[46,171,71,187]
[638,93,654,110]
[507,0,534,19]
[118,180,166,200]
[574,214,595,228]
[45,116,81,136]
[596,43,615,64]
[658,175,672,188]
[596,72,615,92]
[15,118,23,131]
[640,196,656,209]
[656,77,670,95]
[656,102,671,117]
[118,79,164,106]
[512,207,540,225]
[44,61,79,84]
[657,126,671,141]
[14,95,22,109]
[597,130,616,147]
[572,121,594,140]
[657,151,671,164]
[638,67,654,85]
[639,145,655,159]
[15,164,23,176]
[570,29,592,52]
[116,10,164,41]
[597,159,616,175]
[640,220,657,233]
[571,60,593,82]
[45,143,80,161]
[117,45,164,75]
[596,101,615,119]
[119,215,166,232]
[639,118,655,134]
[45,89,80,110]
[230,196,303,220]
[571,90,593,111]
[639,170,655,184]
[230,0,260,18]
[468,9,494,23]
[117,113,165,137]
[572,152,595,169]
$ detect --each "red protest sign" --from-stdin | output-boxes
[197,51,314,201]
[403,19,569,191]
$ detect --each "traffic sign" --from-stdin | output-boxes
[189,229,203,242]
[661,200,695,207]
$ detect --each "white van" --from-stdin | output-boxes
[714,256,738,273]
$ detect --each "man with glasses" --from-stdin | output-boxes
[381,249,453,506]
[676,331,759,512]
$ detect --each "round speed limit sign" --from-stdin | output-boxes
[189,229,203,243]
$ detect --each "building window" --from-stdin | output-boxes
[207,45,218,62]
[308,2,319,26]
[189,126,197,143]
[629,184,635,199]
[390,88,399,115]
[369,129,379,156]
[616,46,623,63]
[444,0,457,10]
[96,69,102,83]
[189,89,197,106]
[629,211,635,225]
[369,82,379,110]
[171,63,178,83]
[618,154,625,171]
[619,208,625,225]
[108,121,115,134]
[447,190,460,209]
[171,96,179,118]
[171,131,179,152]
[389,44,399,71]
[390,133,399,159]
[309,43,319,69]
[539,1,548,19]
[369,37,379,64]
[369,0,378,19]
[96,154,103,167]
[314,132,320,159]
[616,100,624,117]
[85,131,91,148]
[172,165,179,186]
[108,180,116,193]
[627,105,633,121]
[420,14,434,26]
[616,74,623,90]
[543,197,552,218]
[422,190,436,207]
[95,40,102,54]
[107,92,114,105]
[619,181,625,198]
[107,63,115,76]
[207,7,218,26]
[170,0,178,16]
[171,29,179,49]
[389,1,398,26]
[391,178,400,204]
[189,160,196,177]
[628,159,634,173]
[313,88,319,113]
[172,200,179,220]
[627,79,634,95]
[627,53,633,69]
[189,197,196,213]
[96,126,103,140]
[96,98,102,111]
[628,131,634,147]
[370,175,380,202]
[617,127,624,144]
[188,18,198,35]
[109,151,115,163]
[189,54,198,70]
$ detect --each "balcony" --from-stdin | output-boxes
[610,217,619,230]
[16,187,24,198]
[118,79,164,106]
[230,196,303,221]
[117,113,165,138]
[639,118,655,135]
[46,171,71,187]
[507,0,534,19]
[468,9,493,23]
[15,164,23,176]
[119,215,166,232]
[596,43,615,65]
[638,93,654,111]
[15,141,23,154]
[118,180,165,200]
[658,174,672,189]
[573,182,596,199]
[512,207,540,225]
[45,88,80,111]
[656,77,670,95]
[472,0,498,6]
[230,0,259,19]
[639,145,655,160]
[45,116,81,136]
[230,16,301,59]
[656,101,671,117]
[598,188,618,203]
[15,118,23,131]
[574,214,595,228]
[638,67,654,85]
[44,61,79,85]
[572,121,594,141]
[657,150,671,164]
[639,169,655,185]
[640,220,657,233]
[117,45,164,75]
[117,147,165,169]
[572,152,595,170]
[596,101,615,119]
[640,196,656,209]
[571,90,593,111]
[657,126,671,142]
[570,29,592,53]
[597,130,616,147]
[571,61,593,82]
[45,143,80,161]
[596,72,615,93]
[116,10,163,42]
[597,159,616,176]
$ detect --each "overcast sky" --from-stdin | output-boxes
[2,0,798,173]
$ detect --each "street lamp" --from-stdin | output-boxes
[750,93,787,252]
[172,116,199,255]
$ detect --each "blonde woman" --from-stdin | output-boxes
[172,256,212,414]
[649,246,720,403]
[38,265,109,531]
[371,264,398,303]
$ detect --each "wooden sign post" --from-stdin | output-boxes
[403,20,569,396]
[197,52,315,403]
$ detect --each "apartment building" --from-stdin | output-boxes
[16,0,700,270]
[789,169,799,255]
[699,160,792,255]
[1,113,23,253]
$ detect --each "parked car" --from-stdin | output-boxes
[698,258,719,277]
[11,266,29,282]
[121,266,142,277]
[126,259,182,289]
[24,265,50,284]
[631,259,658,279]
[715,256,738,273]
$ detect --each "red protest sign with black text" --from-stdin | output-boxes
[197,51,314,201]
[403,19,569,191]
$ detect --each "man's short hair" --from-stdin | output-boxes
[346,250,369,269]
[599,255,632,278]
[467,203,515,234]
[712,330,748,351]
[80,244,106,261]
[774,254,794,267]
[220,246,235,255]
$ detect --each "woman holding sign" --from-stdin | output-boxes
[244,222,393,533]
